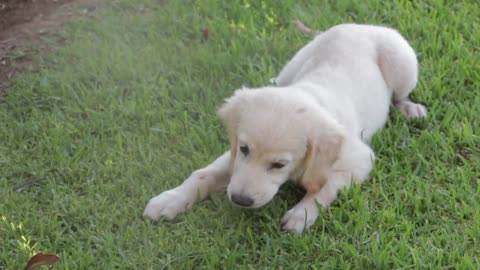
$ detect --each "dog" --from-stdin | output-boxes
[143,23,427,234]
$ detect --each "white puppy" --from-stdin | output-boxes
[144,24,427,234]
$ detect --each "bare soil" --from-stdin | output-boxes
[0,0,98,94]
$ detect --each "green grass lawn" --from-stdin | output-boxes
[1,0,479,269]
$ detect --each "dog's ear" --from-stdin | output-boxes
[218,87,249,170]
[300,116,345,193]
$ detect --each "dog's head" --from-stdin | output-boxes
[218,87,345,208]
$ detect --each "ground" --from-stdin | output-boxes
[0,0,479,269]
[0,0,97,94]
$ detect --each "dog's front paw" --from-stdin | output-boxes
[269,77,278,85]
[396,100,427,119]
[281,202,319,234]
[143,189,193,221]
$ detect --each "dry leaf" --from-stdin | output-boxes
[24,253,60,270]
[202,28,209,40]
[293,19,313,34]
[457,149,472,160]
[14,177,47,192]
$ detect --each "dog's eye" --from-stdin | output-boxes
[239,145,249,156]
[270,162,285,169]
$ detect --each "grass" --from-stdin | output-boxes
[1,0,479,269]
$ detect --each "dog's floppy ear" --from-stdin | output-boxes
[300,114,345,193]
[218,87,250,170]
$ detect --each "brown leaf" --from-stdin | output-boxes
[13,177,47,192]
[293,19,313,34]
[24,253,60,270]
[457,149,472,160]
[202,28,209,40]
[7,69,16,79]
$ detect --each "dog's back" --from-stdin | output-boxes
[275,24,424,141]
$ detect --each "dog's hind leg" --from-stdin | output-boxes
[143,152,231,221]
[377,29,427,119]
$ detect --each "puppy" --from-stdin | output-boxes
[143,24,427,234]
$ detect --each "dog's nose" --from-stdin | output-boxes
[231,193,254,207]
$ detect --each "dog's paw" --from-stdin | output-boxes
[281,202,319,235]
[269,77,278,85]
[143,189,193,221]
[396,100,427,119]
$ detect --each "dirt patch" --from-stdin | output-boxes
[0,0,99,94]
[0,0,71,33]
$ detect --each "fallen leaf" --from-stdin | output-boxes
[24,253,60,270]
[456,149,472,160]
[14,177,47,192]
[293,19,313,34]
[7,70,16,79]
[202,28,209,40]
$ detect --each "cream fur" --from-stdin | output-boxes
[144,23,427,234]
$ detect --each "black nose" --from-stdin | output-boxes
[231,193,254,207]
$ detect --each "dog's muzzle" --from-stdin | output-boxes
[230,193,254,207]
